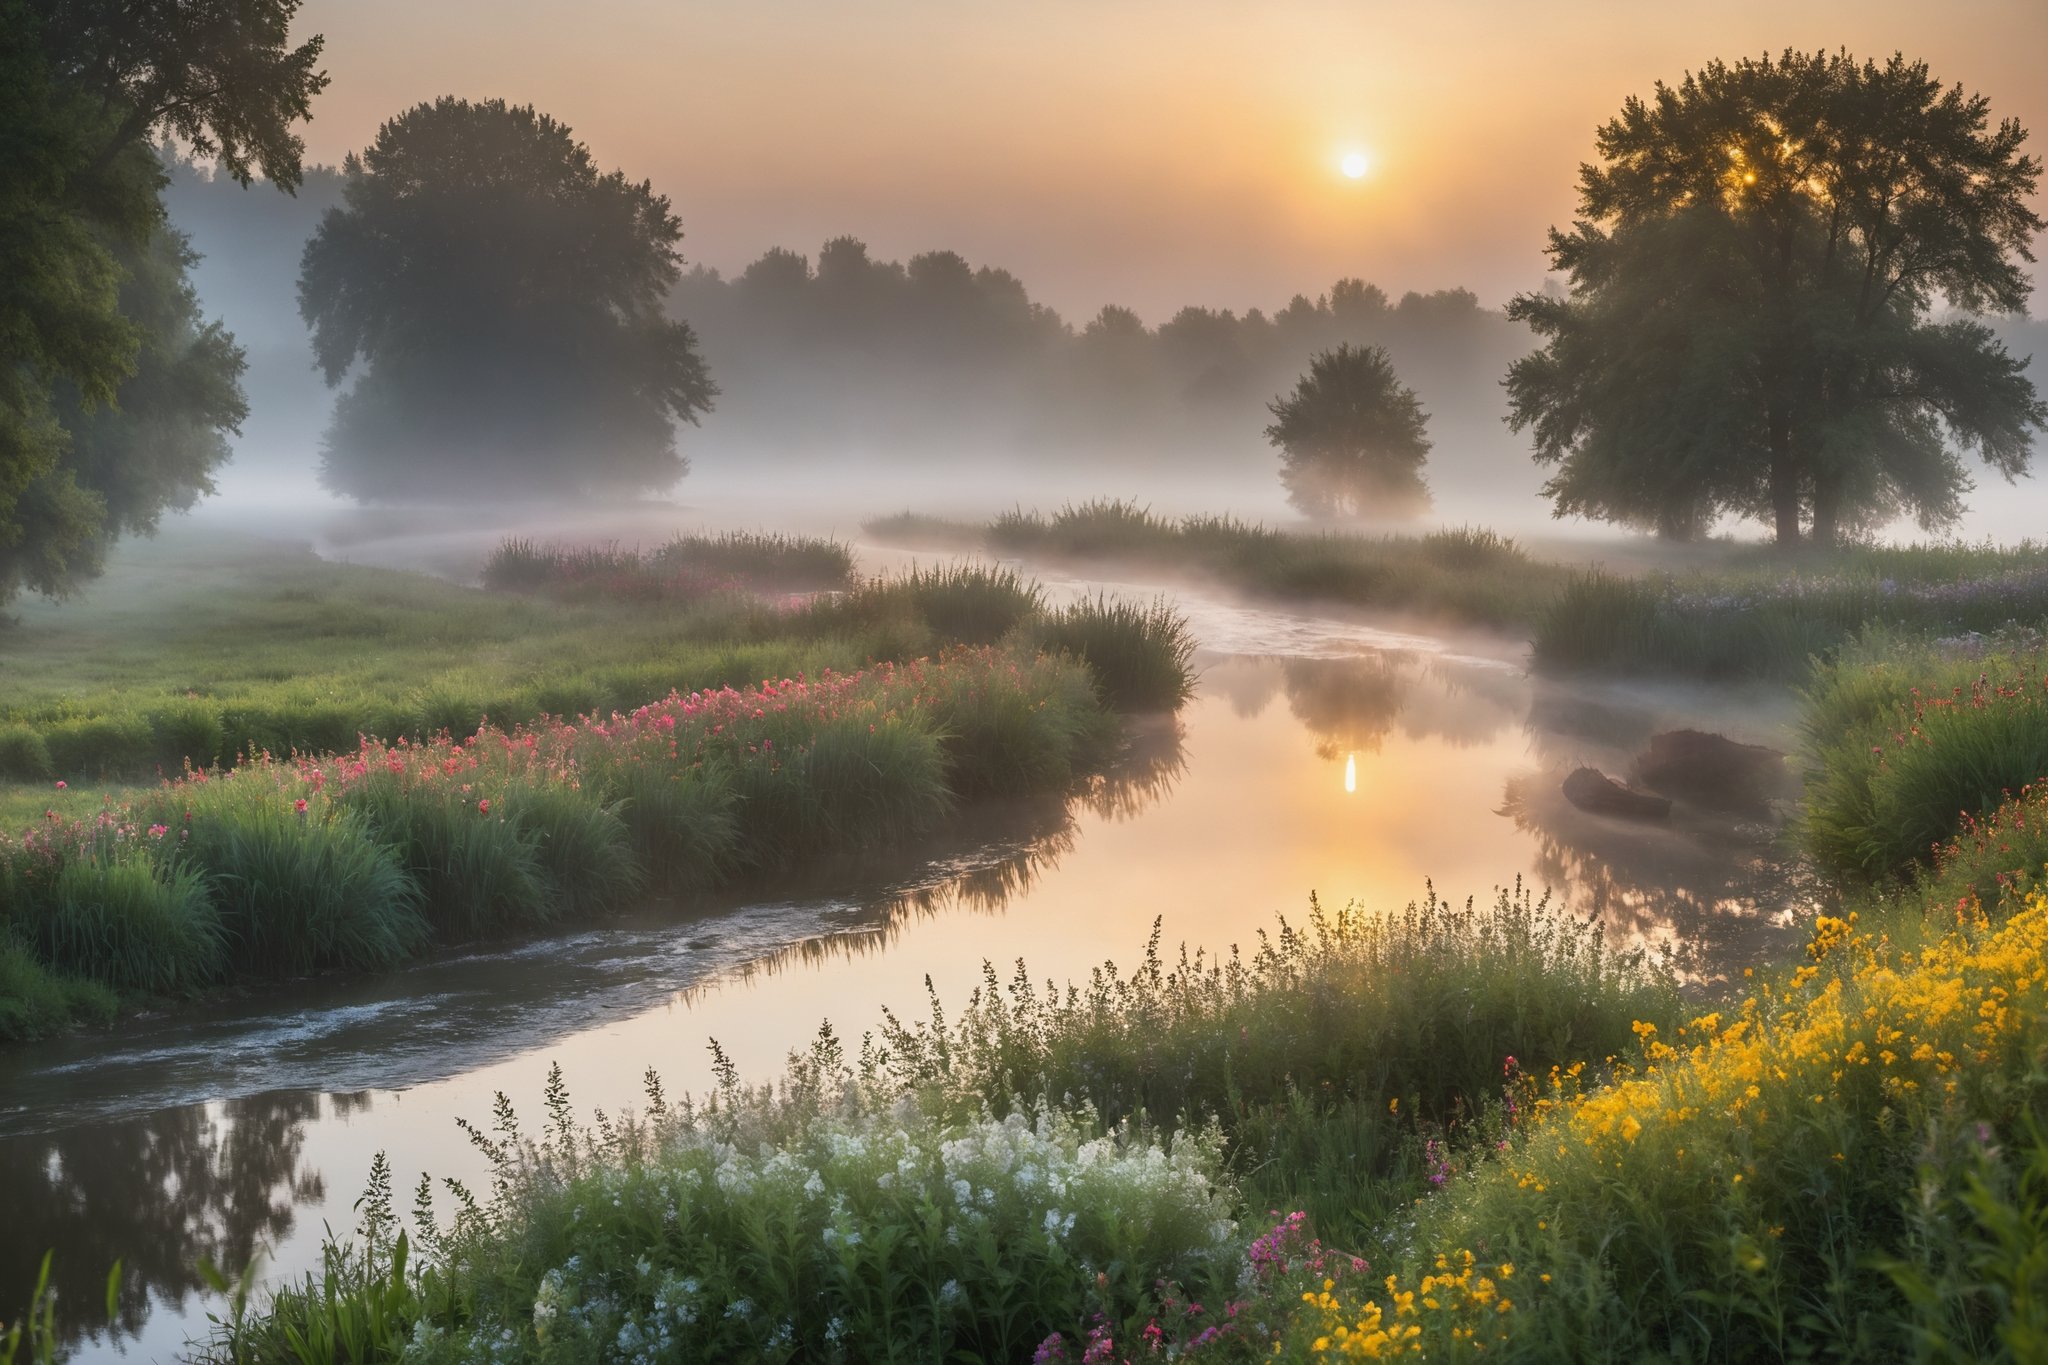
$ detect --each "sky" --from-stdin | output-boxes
[294,0,2048,324]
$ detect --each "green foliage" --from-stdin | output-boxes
[0,0,322,604]
[0,848,221,995]
[877,886,1677,1244]
[1534,544,2048,678]
[1265,343,1432,518]
[1801,638,2048,885]
[137,783,429,976]
[1508,50,2046,545]
[655,531,856,591]
[0,940,117,1041]
[300,98,715,500]
[1036,595,1197,712]
[878,500,1562,629]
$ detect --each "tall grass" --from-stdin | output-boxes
[656,531,856,591]
[1538,545,2048,679]
[2,647,1150,1036]
[875,884,1677,1241]
[1036,596,1197,712]
[873,500,1561,629]
[1800,637,2048,885]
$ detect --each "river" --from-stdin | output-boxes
[0,562,1813,1362]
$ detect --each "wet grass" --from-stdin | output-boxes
[1034,595,1197,712]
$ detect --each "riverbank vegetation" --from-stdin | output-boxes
[183,628,2048,1362]
[0,534,1199,1041]
[0,535,1181,786]
[867,500,1563,629]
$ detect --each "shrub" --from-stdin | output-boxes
[0,727,54,782]
[41,713,155,780]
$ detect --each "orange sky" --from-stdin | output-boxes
[294,0,2048,322]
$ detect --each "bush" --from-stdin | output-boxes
[1036,596,1196,712]
[0,727,54,782]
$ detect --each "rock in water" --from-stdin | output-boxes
[1636,729,1785,809]
[1562,766,1673,820]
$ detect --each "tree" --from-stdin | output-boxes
[1265,343,1432,518]
[1507,50,2046,545]
[0,0,321,602]
[299,98,716,501]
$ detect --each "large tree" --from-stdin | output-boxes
[1507,50,2046,545]
[1265,343,1432,518]
[0,0,322,601]
[298,98,716,501]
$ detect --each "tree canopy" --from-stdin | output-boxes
[0,0,321,601]
[298,98,715,501]
[1506,50,2046,544]
[1265,343,1432,518]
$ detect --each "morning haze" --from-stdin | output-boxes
[8,2,2048,1361]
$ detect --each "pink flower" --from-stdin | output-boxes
[293,798,308,813]
[478,798,491,814]
[54,780,66,790]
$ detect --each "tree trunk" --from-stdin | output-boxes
[1812,479,1841,547]
[1768,410,1802,547]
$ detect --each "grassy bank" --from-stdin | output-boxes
[0,530,1201,1040]
[866,500,1567,629]
[1535,543,2048,680]
[0,535,1183,784]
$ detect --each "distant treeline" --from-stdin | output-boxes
[160,157,2046,496]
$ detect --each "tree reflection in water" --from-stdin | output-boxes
[1497,772,1814,981]
[711,717,1188,982]
[0,1090,334,1352]
[1274,651,1525,759]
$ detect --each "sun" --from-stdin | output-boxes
[1340,150,1370,180]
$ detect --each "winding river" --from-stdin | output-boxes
[0,558,1813,1362]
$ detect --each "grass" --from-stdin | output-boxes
[1035,596,1198,712]
[0,534,1179,784]
[201,884,1678,1364]
[0,647,1138,1039]
[868,500,1568,630]
[1536,544,2048,680]
[1800,633,2048,886]
[483,532,857,599]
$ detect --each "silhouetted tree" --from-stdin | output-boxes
[299,98,715,500]
[0,0,322,602]
[1507,50,2046,544]
[1265,343,1432,517]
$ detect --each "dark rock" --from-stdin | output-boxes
[1636,729,1785,809]
[1562,766,1672,820]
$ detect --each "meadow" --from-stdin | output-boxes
[0,533,1198,1040]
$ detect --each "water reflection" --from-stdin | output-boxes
[1497,773,1809,980]
[0,1091,330,1352]
[702,717,1188,982]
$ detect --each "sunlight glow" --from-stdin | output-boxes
[1344,752,1358,793]
[1340,150,1370,180]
